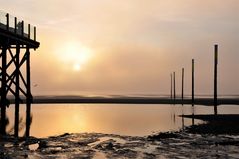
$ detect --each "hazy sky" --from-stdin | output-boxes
[1,0,239,95]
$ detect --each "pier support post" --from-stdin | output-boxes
[0,45,7,135]
[14,45,20,137]
[25,47,31,137]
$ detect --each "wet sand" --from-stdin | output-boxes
[1,130,239,159]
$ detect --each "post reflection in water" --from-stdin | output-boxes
[192,104,195,126]
[181,104,185,130]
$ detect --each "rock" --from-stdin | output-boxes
[38,140,48,149]
[59,133,70,137]
[104,142,114,150]
[148,132,179,140]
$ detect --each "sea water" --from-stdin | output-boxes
[5,104,239,137]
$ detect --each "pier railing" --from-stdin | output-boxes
[0,10,36,41]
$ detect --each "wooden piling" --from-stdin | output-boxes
[14,17,17,34]
[191,59,195,125]
[25,47,31,137]
[6,13,9,31]
[214,45,218,115]
[173,72,176,101]
[14,45,20,137]
[192,59,194,105]
[170,73,173,99]
[181,68,185,128]
[182,68,184,103]
[34,26,36,41]
[22,21,24,36]
[28,24,31,39]
[0,45,7,135]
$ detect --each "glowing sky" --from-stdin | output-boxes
[1,0,239,95]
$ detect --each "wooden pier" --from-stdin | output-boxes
[0,11,40,137]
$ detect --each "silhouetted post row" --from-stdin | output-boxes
[1,11,38,40]
[214,45,218,115]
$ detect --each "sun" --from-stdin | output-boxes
[73,63,81,71]
[58,42,93,71]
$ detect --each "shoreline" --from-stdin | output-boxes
[9,96,239,105]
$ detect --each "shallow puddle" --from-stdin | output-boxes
[28,143,39,151]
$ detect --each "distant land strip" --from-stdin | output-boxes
[15,96,239,105]
[181,114,239,121]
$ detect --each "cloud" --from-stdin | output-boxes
[2,0,238,95]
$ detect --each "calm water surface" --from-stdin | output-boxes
[5,104,239,138]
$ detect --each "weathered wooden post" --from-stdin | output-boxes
[192,59,194,105]
[173,72,176,102]
[192,59,195,125]
[21,21,24,36]
[182,68,184,103]
[14,45,20,137]
[25,47,31,137]
[181,68,185,128]
[28,24,31,39]
[34,26,36,41]
[6,13,9,31]
[0,45,7,135]
[14,17,17,34]
[214,45,218,115]
[170,73,173,99]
